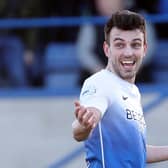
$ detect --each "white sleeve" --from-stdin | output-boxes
[80,80,108,116]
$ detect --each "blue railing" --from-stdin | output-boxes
[0,14,168,29]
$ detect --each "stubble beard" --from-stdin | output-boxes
[107,60,142,83]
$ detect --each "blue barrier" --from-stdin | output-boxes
[0,88,80,98]
[0,17,107,28]
[0,14,168,29]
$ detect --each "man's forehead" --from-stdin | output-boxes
[110,27,144,41]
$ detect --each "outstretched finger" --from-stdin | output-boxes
[76,106,87,122]
[74,100,80,107]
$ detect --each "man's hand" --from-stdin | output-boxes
[75,101,101,130]
[72,101,101,141]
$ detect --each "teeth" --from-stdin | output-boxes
[122,61,134,64]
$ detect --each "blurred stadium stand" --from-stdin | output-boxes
[152,39,168,83]
[0,15,167,91]
[44,43,80,89]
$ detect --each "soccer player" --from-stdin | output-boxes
[72,10,168,168]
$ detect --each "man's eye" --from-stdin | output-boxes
[132,43,142,48]
[115,43,124,48]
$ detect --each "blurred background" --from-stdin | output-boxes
[0,0,167,167]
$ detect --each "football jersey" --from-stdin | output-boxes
[80,69,146,168]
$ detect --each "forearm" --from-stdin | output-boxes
[72,120,92,141]
[147,145,168,163]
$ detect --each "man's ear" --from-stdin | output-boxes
[103,41,110,58]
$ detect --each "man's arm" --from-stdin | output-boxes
[147,145,168,163]
[72,101,101,141]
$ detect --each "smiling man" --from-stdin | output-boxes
[104,26,146,83]
[72,10,168,168]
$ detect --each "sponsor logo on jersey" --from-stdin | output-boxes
[126,108,146,132]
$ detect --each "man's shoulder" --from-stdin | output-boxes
[85,70,106,83]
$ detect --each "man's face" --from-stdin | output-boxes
[104,27,147,83]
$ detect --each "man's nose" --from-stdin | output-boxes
[123,46,133,56]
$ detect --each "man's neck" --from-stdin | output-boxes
[105,66,135,84]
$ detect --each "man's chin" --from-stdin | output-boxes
[120,72,136,82]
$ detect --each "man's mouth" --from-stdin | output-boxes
[120,60,136,70]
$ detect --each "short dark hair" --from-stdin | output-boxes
[104,10,146,44]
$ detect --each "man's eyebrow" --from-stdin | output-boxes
[132,38,142,42]
[113,38,143,42]
[113,37,124,42]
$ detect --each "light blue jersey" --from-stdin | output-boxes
[80,69,146,168]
